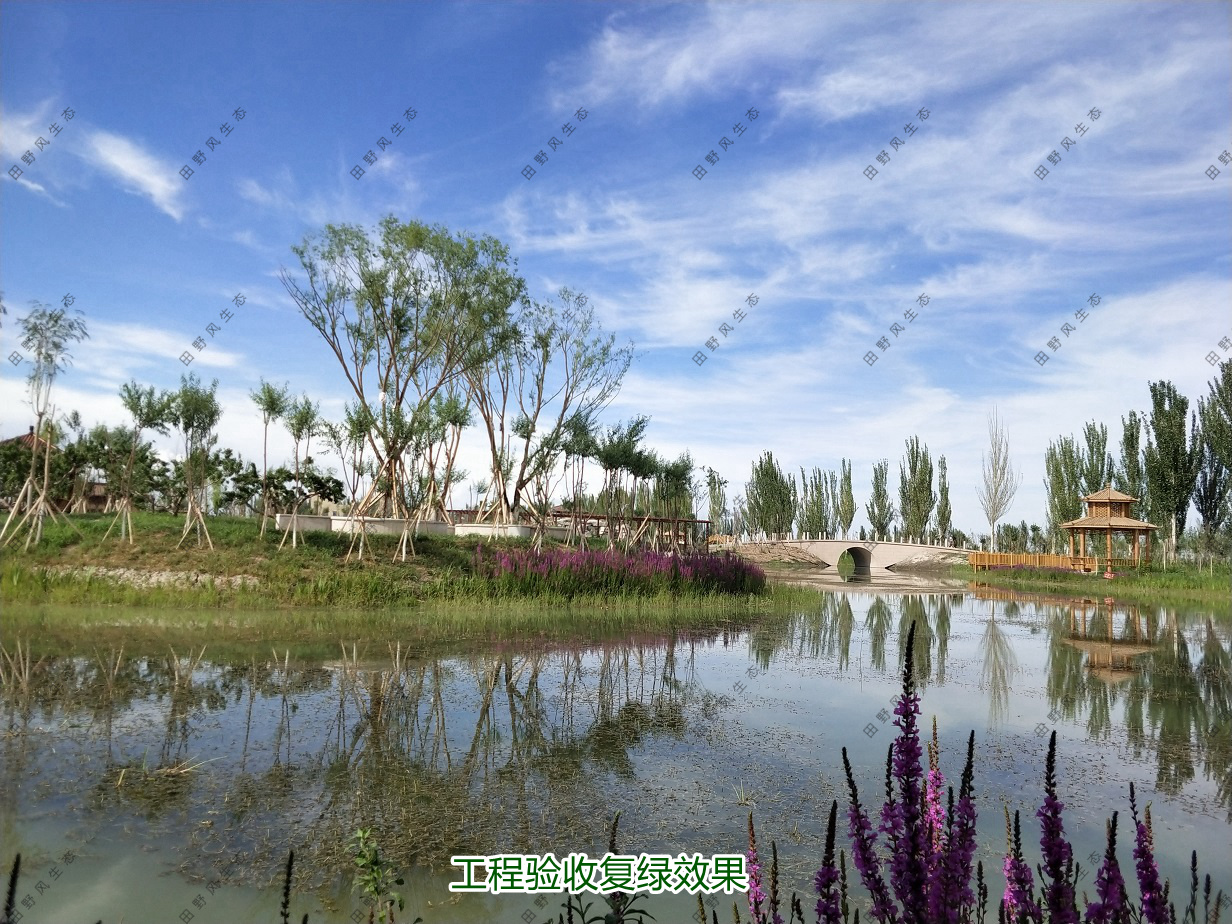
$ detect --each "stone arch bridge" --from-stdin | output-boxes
[733,538,971,574]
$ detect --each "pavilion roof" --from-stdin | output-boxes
[1060,514,1158,530]
[1082,485,1138,502]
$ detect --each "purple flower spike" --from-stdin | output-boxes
[929,731,978,924]
[1038,731,1078,924]
[815,801,843,924]
[1084,812,1129,924]
[843,746,900,924]
[1130,785,1167,924]
[1003,809,1042,924]
[748,812,768,924]
[888,622,928,924]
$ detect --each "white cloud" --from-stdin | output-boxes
[84,130,185,221]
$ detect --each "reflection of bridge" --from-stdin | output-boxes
[735,539,971,574]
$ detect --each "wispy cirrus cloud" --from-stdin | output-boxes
[83,129,186,221]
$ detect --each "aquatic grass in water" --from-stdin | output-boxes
[472,544,767,598]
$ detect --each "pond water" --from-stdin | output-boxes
[2,588,1230,923]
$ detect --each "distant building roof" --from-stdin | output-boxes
[1,426,51,452]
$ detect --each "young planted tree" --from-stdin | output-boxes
[561,412,599,546]
[1,303,90,548]
[1143,380,1201,565]
[898,436,936,544]
[837,458,856,539]
[171,374,222,549]
[1044,436,1083,552]
[865,459,894,541]
[976,410,1020,552]
[465,288,633,526]
[104,380,175,544]
[279,395,321,549]
[280,217,523,560]
[250,379,291,537]
[935,455,952,546]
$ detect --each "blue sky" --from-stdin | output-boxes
[1,1,1229,536]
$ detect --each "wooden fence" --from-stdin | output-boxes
[968,552,1098,573]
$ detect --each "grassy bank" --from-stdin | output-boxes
[955,559,1231,609]
[1,583,825,658]
[0,510,771,612]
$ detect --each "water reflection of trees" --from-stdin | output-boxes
[0,634,705,884]
[3,595,1228,893]
[1044,605,1232,821]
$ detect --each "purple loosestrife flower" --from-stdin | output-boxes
[925,719,948,858]
[1003,809,1042,924]
[815,800,843,924]
[843,746,899,924]
[887,623,928,924]
[1084,812,1129,924]
[748,813,769,924]
[1038,732,1078,924]
[1129,786,1168,924]
[929,731,978,924]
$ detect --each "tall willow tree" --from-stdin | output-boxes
[745,451,796,537]
[865,459,894,541]
[1044,435,1083,552]
[280,217,523,559]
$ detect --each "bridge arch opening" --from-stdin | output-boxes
[842,546,873,575]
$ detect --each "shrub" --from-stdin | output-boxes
[472,544,767,598]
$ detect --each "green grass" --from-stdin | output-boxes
[0,511,771,608]
[955,559,1231,609]
[1,582,824,658]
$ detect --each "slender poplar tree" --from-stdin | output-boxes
[935,455,952,546]
[866,459,894,541]
[1144,380,1201,563]
[837,458,856,539]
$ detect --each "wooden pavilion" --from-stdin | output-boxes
[1060,485,1157,568]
